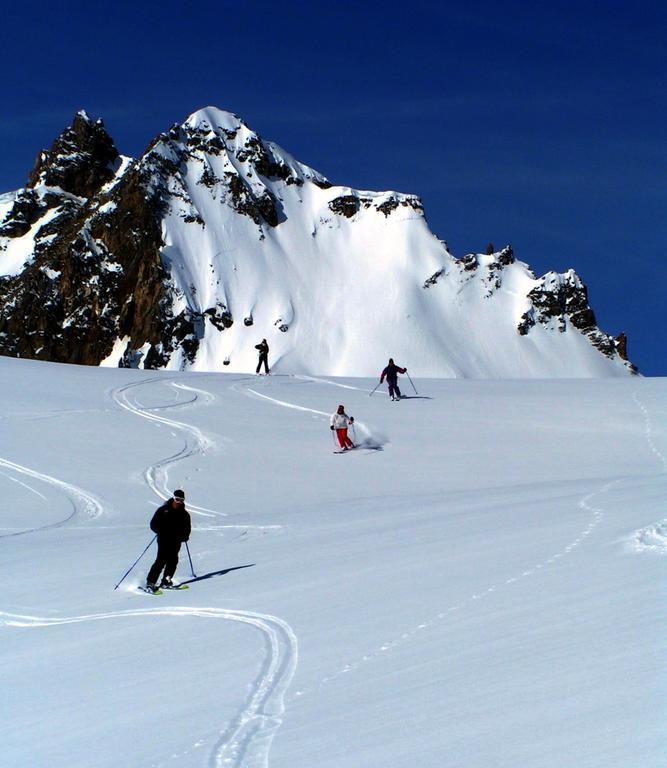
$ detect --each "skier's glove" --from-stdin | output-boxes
[330,425,334,430]
[350,417,354,423]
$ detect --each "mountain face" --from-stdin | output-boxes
[0,107,636,377]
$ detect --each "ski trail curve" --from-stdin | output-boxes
[630,389,667,553]
[632,390,667,473]
[293,477,621,700]
[242,385,386,450]
[109,374,298,765]
[112,377,223,518]
[0,456,104,538]
[0,605,297,768]
[292,374,367,392]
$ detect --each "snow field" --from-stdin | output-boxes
[0,358,665,767]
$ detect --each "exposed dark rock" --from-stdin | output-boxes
[0,189,48,238]
[223,171,280,227]
[198,166,221,188]
[329,195,359,218]
[237,136,296,183]
[205,303,233,331]
[182,213,205,225]
[375,195,424,217]
[28,111,119,198]
[461,253,478,272]
[497,245,514,266]
[516,270,635,371]
[244,316,254,326]
[185,125,226,156]
[615,332,628,361]
[423,268,446,288]
[376,198,400,217]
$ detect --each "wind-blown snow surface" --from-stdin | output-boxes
[1,358,664,767]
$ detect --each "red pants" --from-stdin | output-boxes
[336,428,354,449]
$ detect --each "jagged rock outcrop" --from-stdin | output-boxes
[28,110,119,198]
[516,269,636,372]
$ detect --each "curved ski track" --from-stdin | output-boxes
[295,384,667,697]
[112,377,223,518]
[232,375,645,702]
[0,606,298,768]
[630,389,667,553]
[0,455,104,538]
[110,374,298,767]
[2,374,298,768]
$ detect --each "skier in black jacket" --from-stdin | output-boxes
[255,339,270,374]
[380,358,407,401]
[146,490,191,592]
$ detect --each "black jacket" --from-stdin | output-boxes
[380,362,406,384]
[150,500,191,542]
[255,341,269,356]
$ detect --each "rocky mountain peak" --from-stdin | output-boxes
[0,107,638,377]
[27,111,119,198]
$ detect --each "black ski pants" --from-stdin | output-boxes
[256,353,269,374]
[147,537,182,584]
[387,380,401,399]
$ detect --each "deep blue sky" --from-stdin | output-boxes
[2,0,665,374]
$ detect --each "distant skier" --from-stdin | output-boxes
[255,339,270,374]
[380,358,407,401]
[330,404,355,451]
[145,490,191,592]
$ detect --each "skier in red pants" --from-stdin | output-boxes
[330,405,355,450]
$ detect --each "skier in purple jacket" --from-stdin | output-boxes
[380,359,407,401]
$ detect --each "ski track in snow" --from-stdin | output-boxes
[0,606,298,768]
[0,456,104,538]
[112,377,224,519]
[295,385,667,695]
[242,384,385,450]
[291,477,619,699]
[109,374,298,767]
[630,390,667,555]
[242,374,627,701]
[6,373,662,762]
[2,373,297,768]
[292,374,367,392]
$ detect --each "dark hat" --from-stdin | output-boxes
[173,489,185,500]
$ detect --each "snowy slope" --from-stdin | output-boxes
[0,108,634,377]
[1,358,664,767]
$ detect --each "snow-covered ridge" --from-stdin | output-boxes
[0,107,636,377]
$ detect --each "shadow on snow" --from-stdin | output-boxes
[180,564,255,586]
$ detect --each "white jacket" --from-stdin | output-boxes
[331,412,352,429]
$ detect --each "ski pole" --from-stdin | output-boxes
[114,535,156,590]
[406,371,418,395]
[331,428,338,450]
[185,541,196,578]
[369,381,382,397]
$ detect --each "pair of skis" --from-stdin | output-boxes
[137,584,189,596]
[333,446,357,454]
